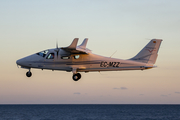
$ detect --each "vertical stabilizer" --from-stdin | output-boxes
[130,39,162,64]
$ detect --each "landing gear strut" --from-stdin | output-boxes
[26,69,32,77]
[72,73,81,81]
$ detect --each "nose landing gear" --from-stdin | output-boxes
[72,73,81,81]
[26,69,32,77]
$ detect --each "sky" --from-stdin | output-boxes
[0,0,180,104]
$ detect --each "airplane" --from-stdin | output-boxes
[16,38,162,81]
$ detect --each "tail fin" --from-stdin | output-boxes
[130,39,162,64]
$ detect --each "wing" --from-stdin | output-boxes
[61,38,91,54]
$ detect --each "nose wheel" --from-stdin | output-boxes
[26,70,32,77]
[72,73,81,81]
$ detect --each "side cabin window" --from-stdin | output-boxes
[74,55,80,59]
[46,53,54,59]
[37,50,48,57]
[61,56,70,60]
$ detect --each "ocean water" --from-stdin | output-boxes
[0,105,180,120]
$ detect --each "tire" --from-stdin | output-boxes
[72,73,81,81]
[26,72,32,77]
[77,73,81,79]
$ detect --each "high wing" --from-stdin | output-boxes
[61,38,91,54]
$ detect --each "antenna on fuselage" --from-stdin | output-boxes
[110,50,117,58]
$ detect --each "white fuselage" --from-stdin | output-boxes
[16,38,161,81]
[16,49,152,73]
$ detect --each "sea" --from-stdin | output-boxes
[0,104,180,120]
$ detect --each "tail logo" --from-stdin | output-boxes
[147,49,155,53]
[145,47,156,53]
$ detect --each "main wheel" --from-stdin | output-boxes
[77,73,81,79]
[26,71,32,77]
[72,73,81,81]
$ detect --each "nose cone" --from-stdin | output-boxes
[16,58,25,66]
[16,59,20,65]
[16,54,36,67]
[16,54,42,68]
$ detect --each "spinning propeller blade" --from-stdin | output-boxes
[56,40,58,49]
[55,40,60,57]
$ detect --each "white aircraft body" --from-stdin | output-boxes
[16,38,162,81]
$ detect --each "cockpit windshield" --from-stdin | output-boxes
[36,50,48,57]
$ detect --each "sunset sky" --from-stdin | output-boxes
[0,0,180,104]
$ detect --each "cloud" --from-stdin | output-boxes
[160,94,172,97]
[73,92,81,95]
[113,88,120,89]
[161,95,167,97]
[139,94,144,96]
[113,87,128,90]
[175,92,180,94]
[120,87,127,90]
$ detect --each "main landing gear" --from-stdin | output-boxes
[72,73,81,81]
[26,69,32,77]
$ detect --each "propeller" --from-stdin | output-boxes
[55,40,60,58]
[56,40,58,49]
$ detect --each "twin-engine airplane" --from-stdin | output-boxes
[16,38,162,81]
